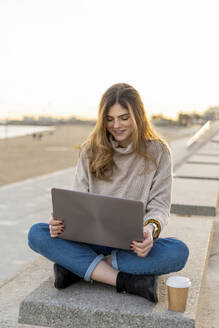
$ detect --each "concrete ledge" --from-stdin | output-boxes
[18,217,213,328]
[171,179,219,216]
[18,278,194,328]
[187,155,219,165]
[174,163,219,180]
[211,133,219,143]
[197,142,219,156]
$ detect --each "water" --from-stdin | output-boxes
[0,125,54,139]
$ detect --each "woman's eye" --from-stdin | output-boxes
[106,116,129,122]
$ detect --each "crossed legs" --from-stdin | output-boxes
[28,222,189,287]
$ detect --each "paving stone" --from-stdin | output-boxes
[174,163,219,180]
[195,221,219,328]
[18,217,213,328]
[171,178,219,216]
[0,256,52,328]
[0,168,74,285]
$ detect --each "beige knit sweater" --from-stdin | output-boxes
[72,137,173,232]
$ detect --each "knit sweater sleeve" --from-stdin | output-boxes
[144,144,173,231]
[72,149,89,192]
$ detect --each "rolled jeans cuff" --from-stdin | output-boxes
[111,250,119,270]
[84,254,105,282]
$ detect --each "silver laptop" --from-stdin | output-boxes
[51,188,144,250]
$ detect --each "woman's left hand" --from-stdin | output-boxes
[130,225,154,257]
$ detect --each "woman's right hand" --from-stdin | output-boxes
[49,212,65,238]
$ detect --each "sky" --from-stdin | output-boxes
[0,0,219,120]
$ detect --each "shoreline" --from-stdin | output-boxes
[0,124,200,187]
[0,125,55,140]
[0,124,93,187]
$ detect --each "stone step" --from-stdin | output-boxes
[174,163,219,180]
[18,216,213,328]
[171,178,219,216]
[187,154,219,165]
[211,132,219,143]
[196,141,219,156]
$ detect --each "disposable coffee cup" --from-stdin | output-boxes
[166,276,191,312]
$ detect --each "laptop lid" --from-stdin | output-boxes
[51,188,144,250]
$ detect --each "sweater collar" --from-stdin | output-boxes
[109,135,133,154]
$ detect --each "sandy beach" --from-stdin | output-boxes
[0,123,200,187]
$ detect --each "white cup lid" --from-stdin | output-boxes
[166,276,191,288]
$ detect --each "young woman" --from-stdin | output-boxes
[28,83,189,303]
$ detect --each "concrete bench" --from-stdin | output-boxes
[174,163,219,180]
[171,178,219,216]
[18,216,213,328]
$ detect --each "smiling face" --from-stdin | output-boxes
[106,103,134,147]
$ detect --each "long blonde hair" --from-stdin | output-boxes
[83,83,168,181]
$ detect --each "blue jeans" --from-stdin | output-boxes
[28,223,189,282]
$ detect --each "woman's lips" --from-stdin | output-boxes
[113,130,125,135]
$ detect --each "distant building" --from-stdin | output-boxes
[203,107,219,120]
[151,114,177,126]
[177,113,193,126]
[23,116,35,122]
[38,116,55,124]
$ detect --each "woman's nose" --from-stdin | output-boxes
[113,119,121,128]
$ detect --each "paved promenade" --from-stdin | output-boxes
[0,129,219,327]
[0,136,191,286]
[0,168,74,285]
